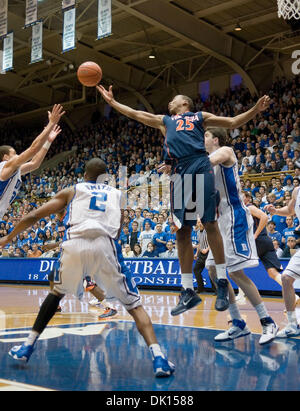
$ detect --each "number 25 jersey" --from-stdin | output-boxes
[163,111,206,162]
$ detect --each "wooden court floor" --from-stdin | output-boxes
[0,284,299,391]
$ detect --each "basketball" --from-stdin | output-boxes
[77,61,102,87]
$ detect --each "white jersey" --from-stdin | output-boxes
[206,148,258,271]
[295,187,300,222]
[0,161,22,219]
[63,182,122,240]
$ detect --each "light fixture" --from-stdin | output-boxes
[234,22,242,31]
[148,49,156,59]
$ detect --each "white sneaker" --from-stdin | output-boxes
[236,290,247,305]
[259,318,279,345]
[277,323,300,338]
[88,298,101,306]
[214,319,251,342]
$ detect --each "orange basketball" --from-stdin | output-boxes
[77,61,102,87]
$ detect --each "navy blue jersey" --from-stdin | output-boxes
[163,111,206,161]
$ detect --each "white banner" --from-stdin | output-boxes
[97,0,112,40]
[31,20,43,64]
[0,0,8,38]
[62,7,76,53]
[62,0,76,10]
[25,0,38,27]
[2,31,13,72]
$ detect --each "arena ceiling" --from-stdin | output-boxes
[0,0,298,123]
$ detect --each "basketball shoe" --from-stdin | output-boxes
[170,288,202,316]
[259,317,279,345]
[153,356,175,378]
[276,323,300,338]
[215,279,229,311]
[9,344,34,363]
[214,319,251,342]
[98,308,117,319]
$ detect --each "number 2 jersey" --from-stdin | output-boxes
[0,161,22,219]
[63,182,122,240]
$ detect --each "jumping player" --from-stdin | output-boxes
[96,85,270,316]
[0,104,65,219]
[265,186,300,338]
[0,158,174,377]
[204,127,278,345]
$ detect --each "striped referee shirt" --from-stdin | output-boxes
[197,229,209,251]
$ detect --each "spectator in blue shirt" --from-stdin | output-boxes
[152,224,167,255]
[119,225,130,246]
[142,242,159,258]
[271,214,287,237]
[282,215,296,247]
[266,221,282,245]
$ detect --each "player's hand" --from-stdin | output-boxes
[255,95,270,112]
[157,162,171,175]
[0,236,9,248]
[48,104,66,125]
[264,204,276,214]
[48,125,62,143]
[96,85,114,104]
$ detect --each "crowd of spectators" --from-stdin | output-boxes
[0,75,299,260]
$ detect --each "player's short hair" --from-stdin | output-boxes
[243,191,252,199]
[0,145,13,162]
[180,95,194,111]
[85,158,106,180]
[206,127,228,146]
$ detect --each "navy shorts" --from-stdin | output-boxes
[170,154,217,227]
[256,236,283,272]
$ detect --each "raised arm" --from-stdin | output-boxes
[1,105,65,181]
[96,85,165,132]
[202,95,270,129]
[20,125,62,175]
[0,187,74,248]
[209,146,234,167]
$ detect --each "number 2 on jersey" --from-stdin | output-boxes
[89,192,107,212]
[176,118,194,132]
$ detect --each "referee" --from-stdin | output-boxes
[193,220,211,294]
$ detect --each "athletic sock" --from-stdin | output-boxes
[24,330,39,347]
[149,344,165,360]
[181,273,194,290]
[287,311,297,325]
[229,303,243,321]
[254,302,269,320]
[32,293,63,335]
[215,264,227,280]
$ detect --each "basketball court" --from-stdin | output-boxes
[0,0,300,393]
[0,285,299,391]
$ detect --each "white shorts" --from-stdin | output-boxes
[283,249,300,280]
[206,212,259,272]
[53,236,141,311]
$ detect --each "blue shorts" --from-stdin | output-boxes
[170,154,217,227]
[256,236,283,272]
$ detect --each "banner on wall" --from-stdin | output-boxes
[2,31,13,72]
[25,0,38,28]
[31,20,43,64]
[62,7,76,53]
[62,0,76,10]
[0,257,298,293]
[97,0,112,40]
[0,0,8,39]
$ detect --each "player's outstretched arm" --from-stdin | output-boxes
[96,85,165,131]
[264,187,298,217]
[209,146,234,167]
[1,105,65,181]
[20,125,62,175]
[0,187,74,248]
[203,95,270,129]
